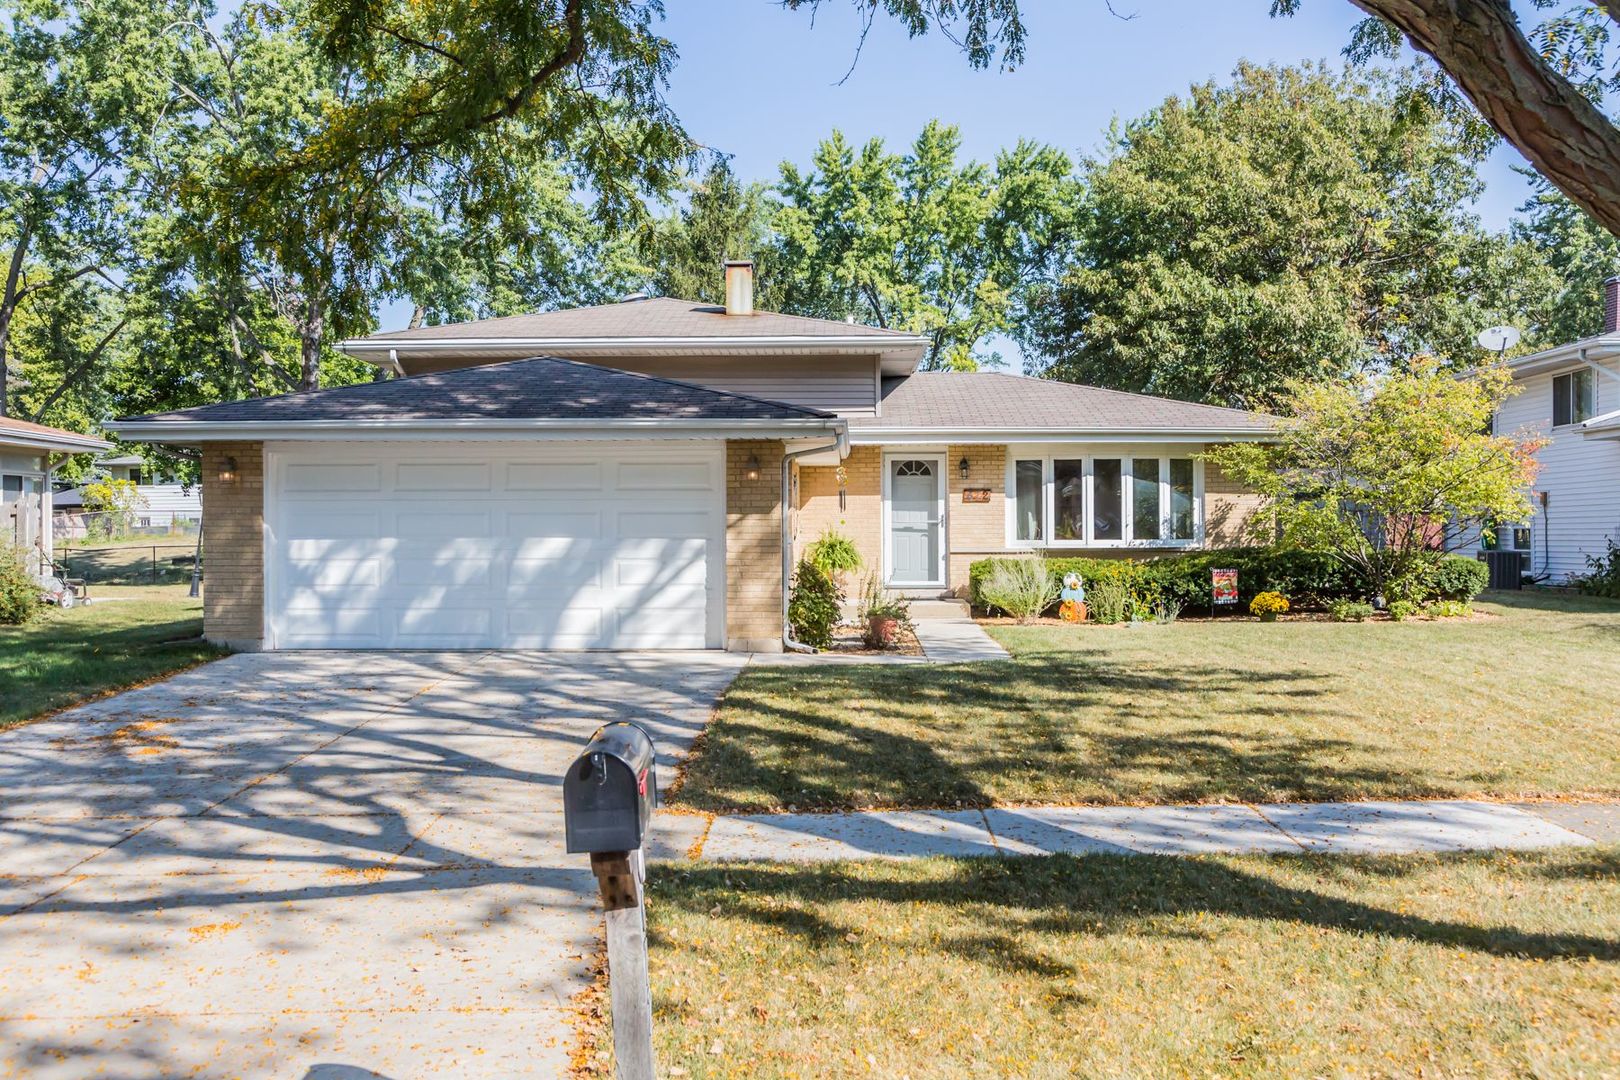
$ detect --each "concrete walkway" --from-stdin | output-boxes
[679,800,1615,862]
[750,613,1010,666]
[0,651,744,1080]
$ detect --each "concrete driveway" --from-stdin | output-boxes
[0,650,745,1079]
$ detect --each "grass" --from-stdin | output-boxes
[579,847,1620,1078]
[672,592,1620,811]
[54,537,201,586]
[0,593,224,728]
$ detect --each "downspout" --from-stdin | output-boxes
[781,428,849,653]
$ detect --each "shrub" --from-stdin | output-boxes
[1088,576,1131,624]
[788,559,841,649]
[1329,599,1374,622]
[1574,538,1620,599]
[1249,591,1289,617]
[1153,597,1184,624]
[1426,555,1490,602]
[1388,599,1421,622]
[806,529,862,581]
[856,575,912,647]
[978,558,1059,622]
[1428,599,1473,618]
[0,543,38,625]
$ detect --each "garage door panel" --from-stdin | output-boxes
[396,462,490,490]
[270,443,721,649]
[506,462,603,490]
[283,463,381,493]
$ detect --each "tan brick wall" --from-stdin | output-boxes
[726,440,785,652]
[945,444,1008,595]
[201,442,264,649]
[795,445,882,580]
[1205,456,1268,546]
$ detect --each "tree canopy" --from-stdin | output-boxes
[1029,63,1550,410]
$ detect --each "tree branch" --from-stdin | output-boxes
[28,316,129,422]
[1351,0,1620,236]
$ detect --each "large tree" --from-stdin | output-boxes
[1513,180,1620,344]
[769,122,1076,370]
[1031,63,1546,410]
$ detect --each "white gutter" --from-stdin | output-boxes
[849,426,1276,444]
[106,417,846,443]
[336,335,931,357]
[0,429,112,454]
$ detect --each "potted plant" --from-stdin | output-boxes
[857,574,912,647]
[1249,591,1290,622]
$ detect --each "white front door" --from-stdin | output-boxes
[886,456,943,586]
[265,441,725,650]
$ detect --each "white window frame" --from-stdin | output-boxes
[1552,368,1596,428]
[881,451,947,588]
[1003,447,1204,550]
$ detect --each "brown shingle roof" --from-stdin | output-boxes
[850,373,1276,433]
[355,296,918,344]
[117,357,835,424]
[0,416,110,451]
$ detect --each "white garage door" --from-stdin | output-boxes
[265,441,725,650]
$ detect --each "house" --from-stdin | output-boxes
[0,417,113,572]
[1483,276,1620,583]
[107,261,1273,652]
[53,453,203,534]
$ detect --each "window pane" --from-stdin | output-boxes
[1132,458,1161,541]
[1014,460,1043,542]
[1054,459,1085,540]
[1169,458,1195,540]
[1512,526,1531,551]
[1575,369,1595,423]
[1093,459,1122,541]
[1554,373,1572,426]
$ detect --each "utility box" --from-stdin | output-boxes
[564,722,656,854]
[1484,550,1523,591]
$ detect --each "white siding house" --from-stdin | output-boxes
[53,453,203,531]
[1488,278,1620,584]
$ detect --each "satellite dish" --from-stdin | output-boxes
[1476,325,1521,353]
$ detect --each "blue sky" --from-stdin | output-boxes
[379,0,1540,332]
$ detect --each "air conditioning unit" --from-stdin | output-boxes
[1484,550,1522,590]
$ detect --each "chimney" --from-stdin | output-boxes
[1605,275,1620,334]
[724,259,754,316]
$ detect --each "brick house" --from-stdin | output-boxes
[110,262,1273,653]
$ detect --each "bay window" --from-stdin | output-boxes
[1007,453,1201,548]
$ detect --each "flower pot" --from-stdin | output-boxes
[1259,611,1278,622]
[866,614,899,647]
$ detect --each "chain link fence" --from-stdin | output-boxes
[52,515,203,587]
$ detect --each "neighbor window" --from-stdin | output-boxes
[1169,458,1196,540]
[1553,369,1595,426]
[1132,458,1162,541]
[1014,459,1044,542]
[0,475,20,503]
[1054,459,1085,540]
[1092,459,1124,541]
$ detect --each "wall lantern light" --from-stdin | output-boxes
[958,456,971,481]
[219,455,239,483]
[745,454,761,482]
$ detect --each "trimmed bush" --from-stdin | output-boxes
[0,543,38,625]
[1329,599,1374,622]
[1388,599,1420,622]
[978,557,1059,622]
[969,548,1368,616]
[1425,555,1489,602]
[788,559,840,649]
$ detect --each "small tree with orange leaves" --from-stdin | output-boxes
[1205,361,1546,604]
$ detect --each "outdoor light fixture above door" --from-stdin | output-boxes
[959,456,971,480]
[219,455,238,483]
[745,454,761,481]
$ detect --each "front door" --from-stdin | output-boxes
[887,457,942,586]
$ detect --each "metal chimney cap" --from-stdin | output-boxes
[619,291,650,303]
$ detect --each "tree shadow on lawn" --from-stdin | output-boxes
[674,658,1436,811]
[651,847,1620,974]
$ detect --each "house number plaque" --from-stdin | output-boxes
[961,488,991,503]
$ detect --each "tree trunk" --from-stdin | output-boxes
[1352,0,1620,237]
[299,300,324,391]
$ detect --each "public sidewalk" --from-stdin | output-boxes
[655,799,1618,863]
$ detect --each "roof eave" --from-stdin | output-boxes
[848,426,1276,444]
[1500,334,1620,377]
[105,416,846,444]
[336,336,929,374]
[0,429,112,454]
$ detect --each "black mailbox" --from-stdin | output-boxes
[564,722,656,854]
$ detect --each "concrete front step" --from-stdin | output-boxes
[837,597,971,621]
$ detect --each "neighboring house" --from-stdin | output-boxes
[0,417,112,573]
[53,453,203,532]
[108,261,1273,653]
[1484,276,1620,583]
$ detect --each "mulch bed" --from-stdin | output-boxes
[823,623,925,656]
[977,610,1500,627]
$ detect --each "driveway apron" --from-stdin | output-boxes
[0,650,744,1079]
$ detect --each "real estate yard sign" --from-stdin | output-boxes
[1212,569,1239,607]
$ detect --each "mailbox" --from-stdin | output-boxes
[564,722,656,854]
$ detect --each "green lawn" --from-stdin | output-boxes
[671,593,1620,811]
[580,847,1620,1079]
[0,593,224,728]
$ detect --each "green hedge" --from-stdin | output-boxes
[968,550,1487,615]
